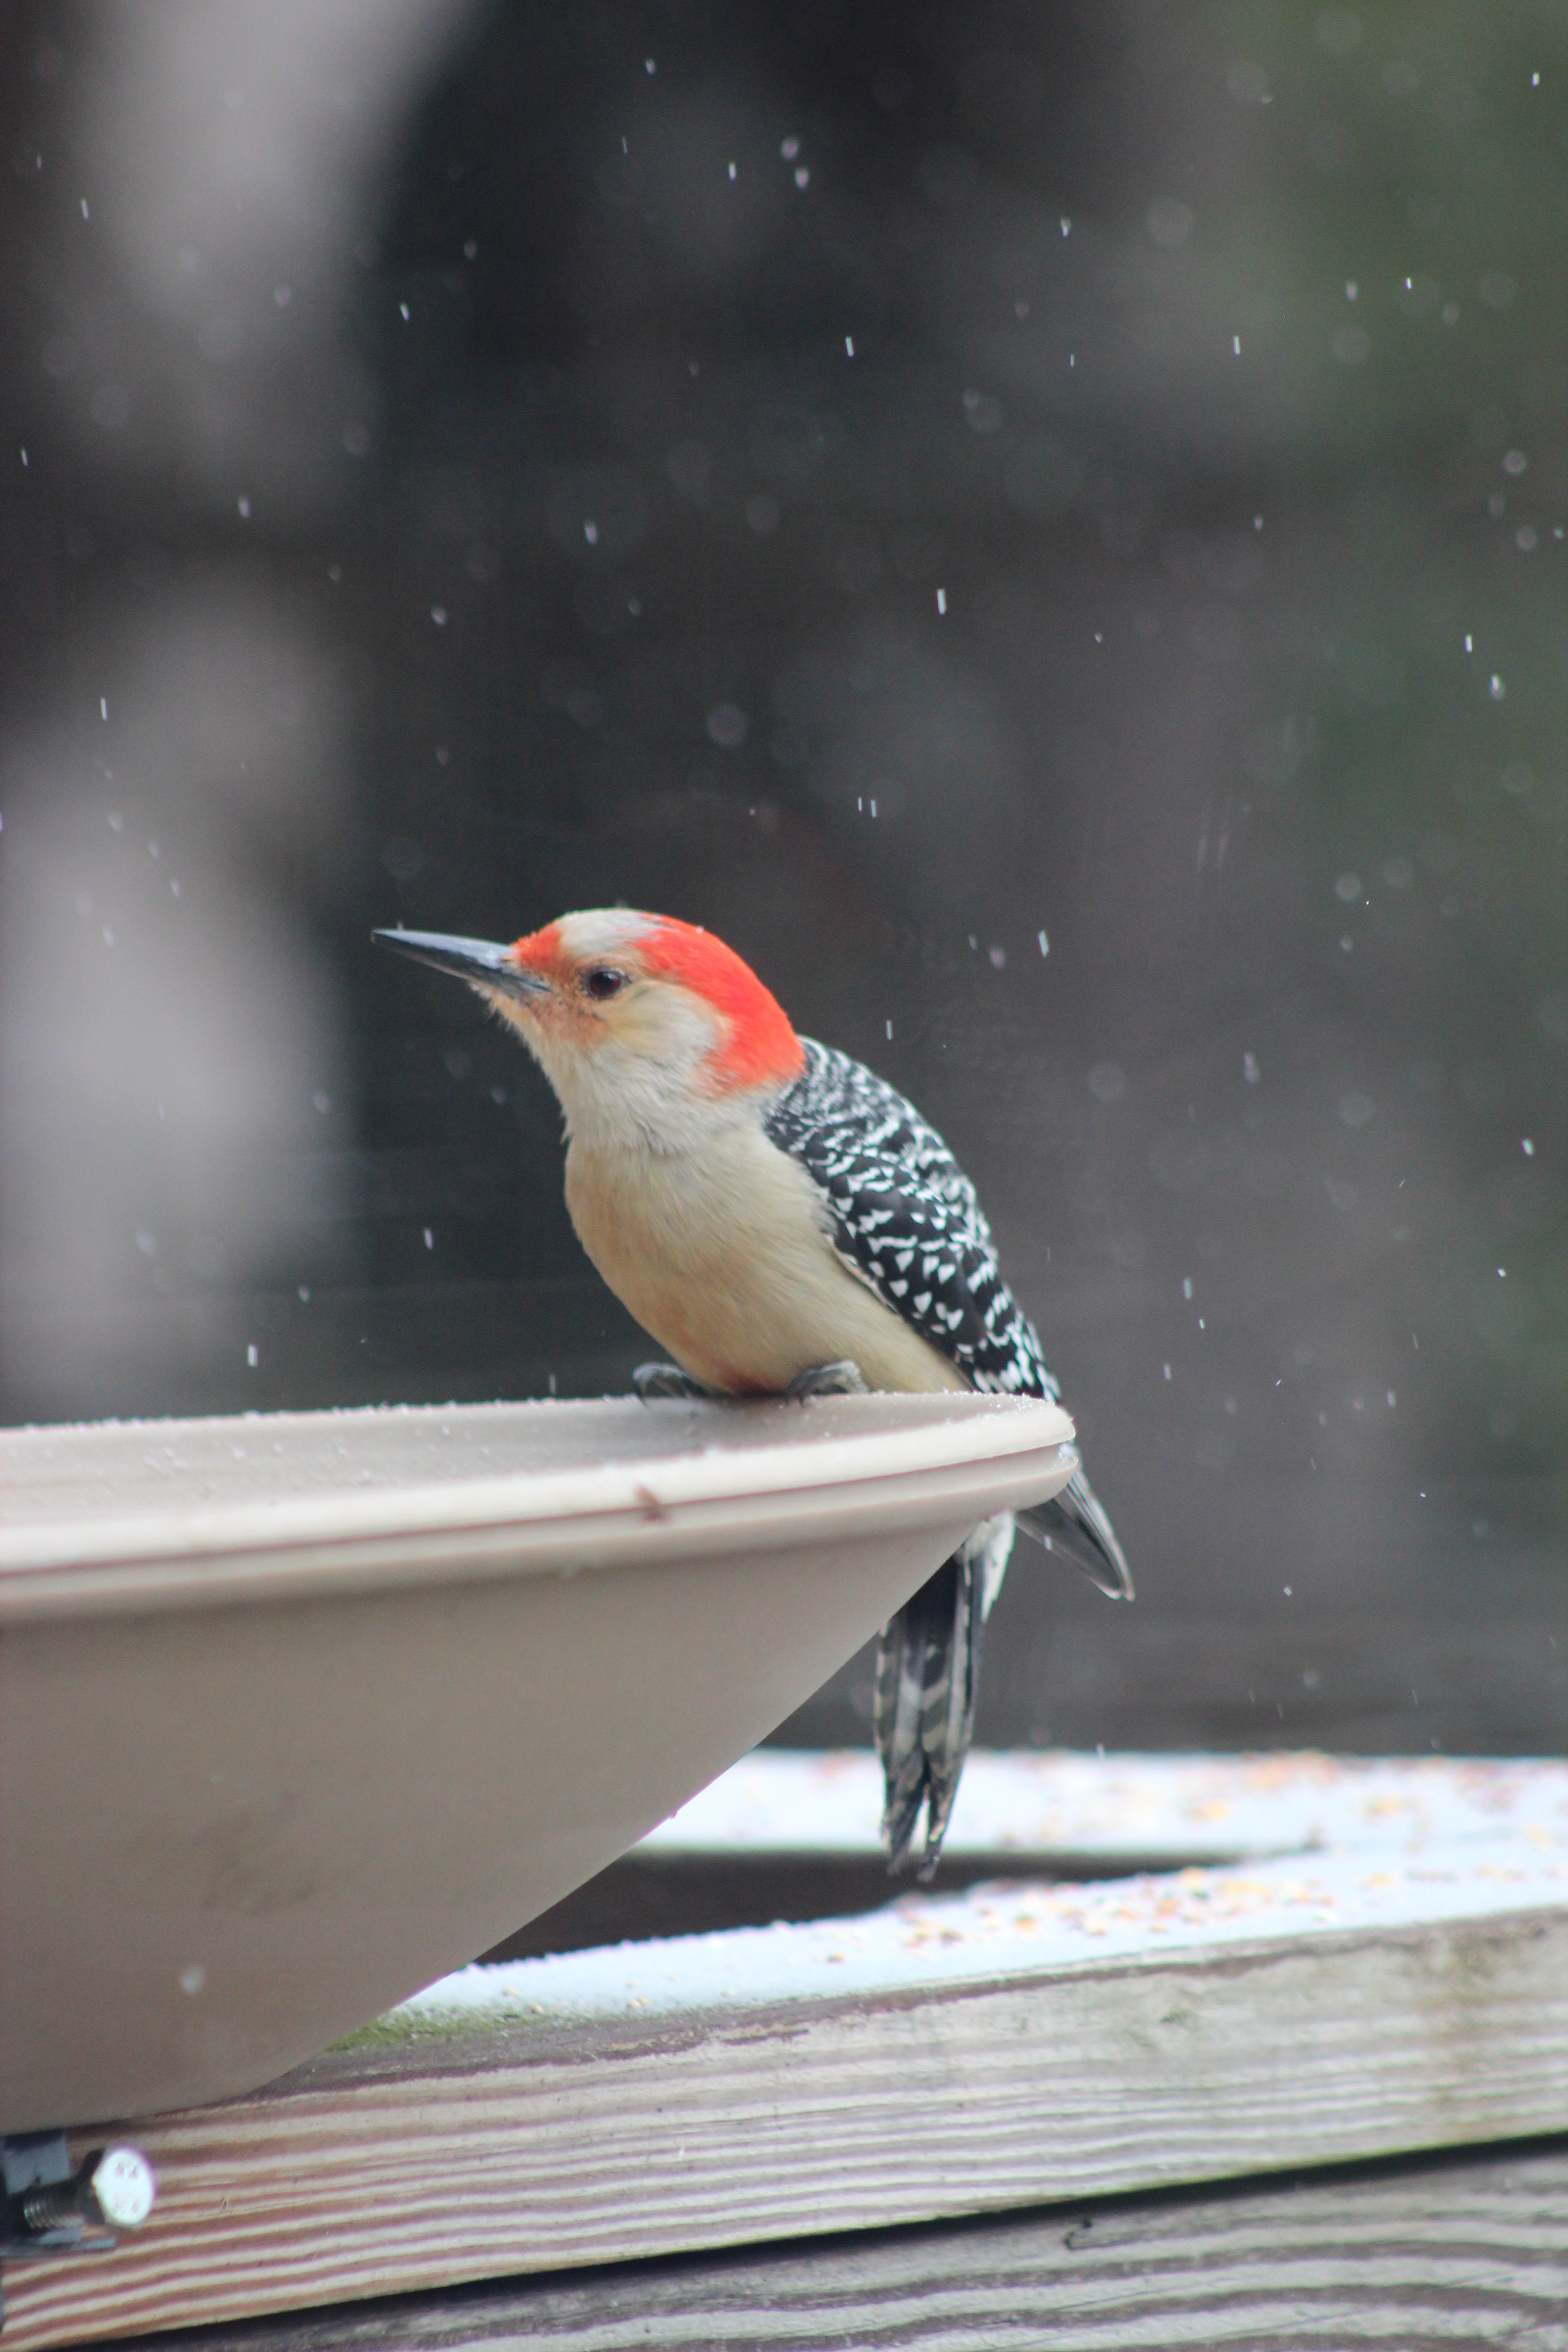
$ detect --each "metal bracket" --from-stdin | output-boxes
[0,2133,157,2332]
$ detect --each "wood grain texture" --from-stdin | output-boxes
[113,2139,1568,2352]
[7,1905,1568,2351]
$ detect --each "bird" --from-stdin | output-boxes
[374,909,1131,1873]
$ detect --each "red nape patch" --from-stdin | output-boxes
[641,917,804,1091]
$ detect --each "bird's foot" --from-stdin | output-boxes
[632,1362,709,1402]
[784,1359,869,1403]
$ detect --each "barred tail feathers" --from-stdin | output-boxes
[874,1513,1014,1877]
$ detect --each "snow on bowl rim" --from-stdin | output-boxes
[0,1390,1076,1616]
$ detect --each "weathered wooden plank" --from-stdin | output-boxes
[6,1835,1568,2351]
[114,2139,1568,2352]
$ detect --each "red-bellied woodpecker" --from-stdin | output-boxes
[375,909,1131,1872]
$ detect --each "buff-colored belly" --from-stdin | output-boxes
[564,1127,967,1396]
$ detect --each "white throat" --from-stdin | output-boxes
[519,995,752,1157]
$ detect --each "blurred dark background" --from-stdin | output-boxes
[1,0,1563,1756]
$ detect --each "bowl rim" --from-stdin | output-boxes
[0,1392,1076,1620]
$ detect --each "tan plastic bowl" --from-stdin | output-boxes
[0,1389,1074,2129]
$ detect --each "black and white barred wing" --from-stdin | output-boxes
[1014,1469,1133,1600]
[762,1039,1056,1397]
[763,1039,1132,1603]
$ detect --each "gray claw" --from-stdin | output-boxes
[632,1362,708,1402]
[784,1359,870,1403]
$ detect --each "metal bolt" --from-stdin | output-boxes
[88,2147,156,2230]
[20,2146,155,2239]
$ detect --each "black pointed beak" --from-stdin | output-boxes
[372,928,549,1002]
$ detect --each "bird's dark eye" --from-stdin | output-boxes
[583,965,627,1001]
